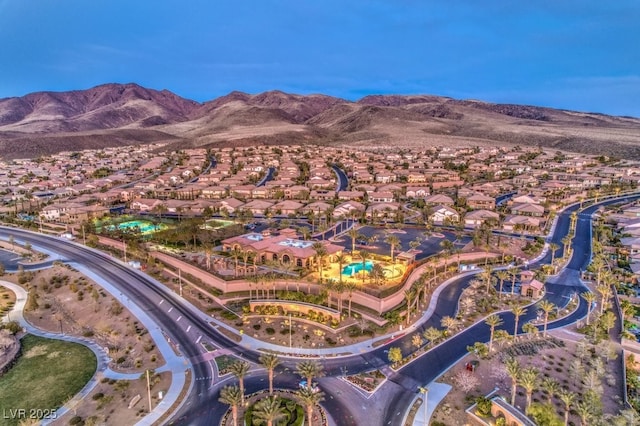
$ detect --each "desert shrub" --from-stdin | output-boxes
[69,416,84,425]
[108,301,124,316]
[475,396,492,416]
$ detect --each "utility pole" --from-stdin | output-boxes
[146,369,153,413]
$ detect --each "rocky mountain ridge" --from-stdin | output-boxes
[1,83,639,159]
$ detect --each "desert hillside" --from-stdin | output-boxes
[1,83,639,159]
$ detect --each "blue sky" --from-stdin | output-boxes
[1,0,639,116]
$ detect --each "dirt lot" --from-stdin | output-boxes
[0,283,16,317]
[54,371,172,426]
[431,334,625,426]
[2,264,172,426]
[4,264,164,372]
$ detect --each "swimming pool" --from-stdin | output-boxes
[342,260,374,276]
[107,220,165,235]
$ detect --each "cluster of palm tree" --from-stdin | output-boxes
[219,357,326,426]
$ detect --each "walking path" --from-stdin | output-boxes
[0,265,189,426]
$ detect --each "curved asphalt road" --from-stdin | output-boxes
[380,192,640,425]
[331,164,348,192]
[1,193,638,425]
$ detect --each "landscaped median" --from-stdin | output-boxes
[0,334,97,426]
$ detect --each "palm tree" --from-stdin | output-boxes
[296,360,324,389]
[508,266,519,296]
[558,388,576,426]
[335,254,346,285]
[600,310,616,336]
[299,226,311,241]
[511,305,527,338]
[520,367,538,412]
[369,263,386,286]
[359,250,370,284]
[505,357,520,406]
[229,246,243,278]
[296,386,325,426]
[332,281,344,312]
[404,287,417,326]
[562,235,572,256]
[480,266,494,294]
[540,377,559,404]
[326,279,338,309]
[575,400,591,426]
[228,360,250,404]
[496,270,509,299]
[581,291,597,326]
[347,227,360,253]
[485,314,503,352]
[620,298,635,325]
[550,242,560,266]
[259,353,280,395]
[312,242,327,283]
[596,282,612,315]
[439,239,454,268]
[253,396,286,426]
[218,385,242,426]
[539,300,556,337]
[385,234,401,263]
[346,282,357,317]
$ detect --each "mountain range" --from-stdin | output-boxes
[1,83,640,159]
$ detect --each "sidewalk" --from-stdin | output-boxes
[402,381,452,426]
[0,238,190,426]
[66,262,190,426]
[0,280,110,424]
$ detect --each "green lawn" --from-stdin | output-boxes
[0,334,97,426]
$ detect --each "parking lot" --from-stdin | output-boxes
[333,225,470,260]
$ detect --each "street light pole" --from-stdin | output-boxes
[289,313,292,348]
[146,369,153,413]
[179,269,183,297]
[418,386,428,425]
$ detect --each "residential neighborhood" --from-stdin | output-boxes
[2,142,640,426]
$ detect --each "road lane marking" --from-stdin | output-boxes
[176,315,182,322]
[186,325,191,332]
[168,307,173,313]
[195,335,202,344]
[159,299,164,305]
